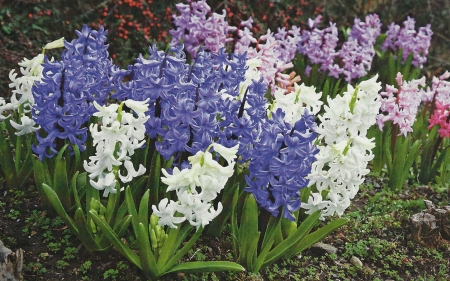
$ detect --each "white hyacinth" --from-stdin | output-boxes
[271,82,323,125]
[83,99,150,197]
[302,75,381,219]
[152,143,238,229]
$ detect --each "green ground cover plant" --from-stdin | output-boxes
[1,1,450,281]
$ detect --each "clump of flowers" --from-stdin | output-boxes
[170,0,236,57]
[83,99,149,197]
[243,79,321,220]
[298,14,381,82]
[32,25,113,160]
[152,143,238,229]
[297,15,339,77]
[303,76,382,218]
[382,16,433,68]
[426,71,450,137]
[376,72,426,136]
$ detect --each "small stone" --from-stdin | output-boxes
[311,242,338,255]
[350,256,363,267]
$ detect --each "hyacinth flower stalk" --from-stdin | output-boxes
[90,144,244,280]
[302,76,381,218]
[0,37,64,189]
[415,71,450,184]
[30,25,116,214]
[374,73,423,190]
[299,13,380,86]
[374,16,432,85]
[40,100,149,252]
[229,77,349,273]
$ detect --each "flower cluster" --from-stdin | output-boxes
[170,0,236,58]
[303,76,381,219]
[32,25,113,160]
[426,71,450,137]
[299,14,381,82]
[112,44,248,163]
[271,82,323,124]
[5,54,45,119]
[382,16,433,68]
[83,100,149,197]
[152,143,238,229]
[297,15,339,75]
[244,105,318,221]
[376,73,426,136]
[234,22,300,93]
[335,14,381,82]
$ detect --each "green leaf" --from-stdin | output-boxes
[125,186,140,239]
[42,184,79,237]
[161,226,203,273]
[230,186,240,256]
[74,207,106,252]
[291,218,348,255]
[53,155,71,210]
[263,211,321,268]
[0,123,17,187]
[89,211,142,269]
[164,261,245,275]
[238,193,259,267]
[137,222,160,280]
[138,190,150,228]
[115,215,132,238]
[147,151,162,206]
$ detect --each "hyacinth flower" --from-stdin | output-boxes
[335,14,381,83]
[89,143,244,280]
[302,76,381,218]
[169,0,237,58]
[295,14,381,105]
[37,99,154,253]
[84,100,149,197]
[375,16,433,85]
[231,78,349,273]
[153,143,238,229]
[415,71,450,184]
[373,73,424,190]
[111,44,247,167]
[234,18,301,94]
[32,24,113,161]
[0,38,64,189]
[382,16,433,68]
[170,0,302,94]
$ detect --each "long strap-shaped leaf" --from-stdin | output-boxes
[161,226,203,273]
[89,210,141,269]
[137,222,160,280]
[291,217,348,255]
[253,215,281,273]
[73,207,106,252]
[42,184,79,237]
[262,210,321,268]
[238,193,260,269]
[163,261,245,276]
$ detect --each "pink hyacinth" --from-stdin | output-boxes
[234,20,300,93]
[376,72,425,136]
[425,71,450,137]
[428,101,450,138]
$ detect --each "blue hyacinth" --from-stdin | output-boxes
[32,25,113,160]
[111,45,248,164]
[245,108,318,221]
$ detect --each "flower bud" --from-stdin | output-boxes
[43,37,65,50]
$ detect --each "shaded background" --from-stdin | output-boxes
[1,0,449,94]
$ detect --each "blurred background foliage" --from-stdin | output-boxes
[1,0,449,94]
